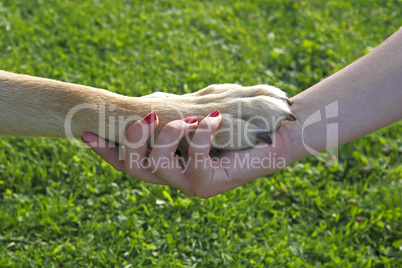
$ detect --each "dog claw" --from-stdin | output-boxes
[285,98,293,106]
[256,132,273,144]
[287,113,297,121]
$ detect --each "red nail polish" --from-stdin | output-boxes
[141,112,157,124]
[182,115,198,124]
[81,134,93,144]
[81,133,97,147]
[209,109,220,117]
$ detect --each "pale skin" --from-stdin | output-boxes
[83,28,402,198]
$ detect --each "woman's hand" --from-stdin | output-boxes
[81,109,293,198]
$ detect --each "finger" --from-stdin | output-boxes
[148,116,198,194]
[188,109,222,158]
[188,110,225,197]
[82,133,125,171]
[124,112,167,185]
[150,116,198,158]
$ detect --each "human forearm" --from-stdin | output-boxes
[284,28,402,163]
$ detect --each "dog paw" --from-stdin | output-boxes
[190,84,293,105]
[174,84,296,151]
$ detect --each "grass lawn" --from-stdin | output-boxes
[0,0,401,266]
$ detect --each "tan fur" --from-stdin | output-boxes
[0,70,294,151]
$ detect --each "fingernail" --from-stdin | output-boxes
[182,115,198,124]
[141,112,157,124]
[209,109,220,117]
[81,133,95,144]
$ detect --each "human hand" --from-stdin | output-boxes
[81,109,294,198]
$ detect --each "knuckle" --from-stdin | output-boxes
[198,118,214,131]
[162,121,185,136]
[162,123,178,134]
[125,122,144,142]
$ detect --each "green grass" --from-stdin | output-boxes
[1,0,401,266]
